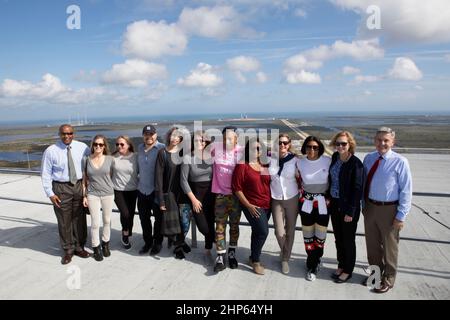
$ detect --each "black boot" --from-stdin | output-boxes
[93,246,103,262]
[228,248,238,269]
[101,241,111,257]
[214,254,226,272]
[174,246,185,260]
[182,242,191,253]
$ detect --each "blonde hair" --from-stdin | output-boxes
[113,135,135,155]
[329,131,357,155]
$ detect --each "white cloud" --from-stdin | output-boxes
[227,55,262,83]
[285,70,321,84]
[284,54,323,71]
[227,56,260,72]
[178,6,258,39]
[122,20,188,60]
[444,54,450,62]
[342,66,361,75]
[415,85,424,91]
[388,57,423,81]
[284,38,383,84]
[0,73,66,99]
[102,59,168,87]
[0,74,118,105]
[354,75,381,84]
[256,72,268,83]
[177,63,223,87]
[364,90,373,96]
[329,0,450,44]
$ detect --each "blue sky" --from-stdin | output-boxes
[0,0,449,122]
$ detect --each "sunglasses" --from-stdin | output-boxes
[61,132,74,136]
[93,143,105,147]
[116,143,126,147]
[279,141,290,146]
[335,141,348,147]
[306,145,319,151]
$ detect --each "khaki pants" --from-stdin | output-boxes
[363,201,400,287]
[87,194,114,247]
[272,195,299,261]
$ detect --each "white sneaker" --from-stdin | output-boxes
[306,269,316,281]
[281,261,290,274]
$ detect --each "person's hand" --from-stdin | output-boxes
[246,204,261,218]
[83,197,88,208]
[192,198,203,213]
[393,218,404,231]
[160,205,166,211]
[50,195,61,208]
[344,215,353,223]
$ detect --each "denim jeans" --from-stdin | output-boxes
[242,207,270,263]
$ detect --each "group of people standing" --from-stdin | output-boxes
[41,123,412,294]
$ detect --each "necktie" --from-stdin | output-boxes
[364,155,383,200]
[67,145,78,184]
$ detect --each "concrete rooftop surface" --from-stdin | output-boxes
[0,152,449,300]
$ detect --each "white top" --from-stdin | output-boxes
[112,153,138,191]
[269,155,299,200]
[297,155,331,194]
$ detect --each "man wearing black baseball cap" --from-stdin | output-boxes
[142,124,157,135]
[136,124,165,255]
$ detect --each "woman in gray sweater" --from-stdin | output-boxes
[82,135,114,261]
[112,136,138,250]
[180,131,215,257]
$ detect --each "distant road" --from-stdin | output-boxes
[281,119,309,140]
[281,119,333,155]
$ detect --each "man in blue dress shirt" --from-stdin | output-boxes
[41,124,91,264]
[362,127,412,293]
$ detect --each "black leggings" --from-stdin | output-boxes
[114,190,137,236]
[191,181,216,250]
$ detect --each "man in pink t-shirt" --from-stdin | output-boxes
[211,126,243,272]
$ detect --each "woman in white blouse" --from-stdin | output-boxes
[269,134,300,275]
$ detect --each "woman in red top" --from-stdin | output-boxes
[232,138,271,275]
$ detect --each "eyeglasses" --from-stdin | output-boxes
[194,139,205,143]
[306,145,319,151]
[335,142,348,147]
[61,132,74,136]
[93,143,105,147]
[279,141,290,146]
[116,143,125,147]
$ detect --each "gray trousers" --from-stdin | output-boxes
[363,201,400,287]
[52,180,87,254]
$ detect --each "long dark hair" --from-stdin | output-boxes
[244,137,268,166]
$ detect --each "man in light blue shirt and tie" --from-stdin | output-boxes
[362,127,412,293]
[41,124,91,264]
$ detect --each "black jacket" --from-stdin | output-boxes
[328,152,364,218]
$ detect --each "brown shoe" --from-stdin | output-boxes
[61,254,72,265]
[374,283,393,293]
[252,262,265,275]
[74,249,91,258]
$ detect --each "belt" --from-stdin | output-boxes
[54,180,82,185]
[368,198,399,206]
